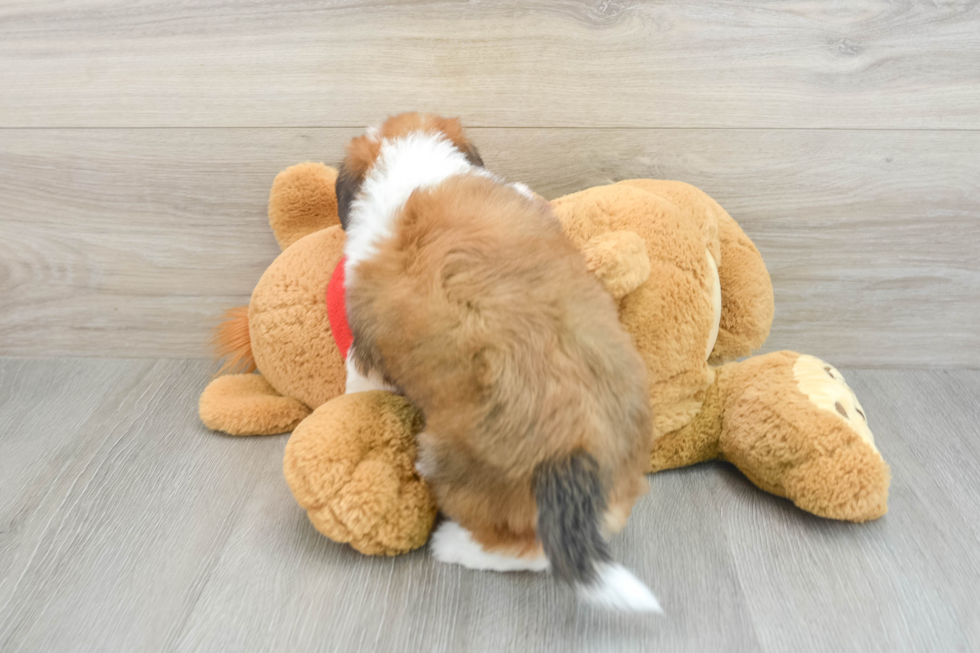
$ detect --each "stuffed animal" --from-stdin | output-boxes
[199,162,890,556]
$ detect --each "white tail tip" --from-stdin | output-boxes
[576,563,663,613]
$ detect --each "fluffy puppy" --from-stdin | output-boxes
[336,113,659,612]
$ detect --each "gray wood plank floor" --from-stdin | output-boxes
[1,358,977,652]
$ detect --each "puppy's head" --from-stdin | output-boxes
[336,113,484,230]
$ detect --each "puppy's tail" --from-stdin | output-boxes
[534,451,661,613]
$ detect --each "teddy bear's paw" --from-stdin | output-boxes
[304,458,401,554]
[199,373,311,436]
[718,351,890,522]
[283,391,438,556]
[793,355,877,452]
[783,444,890,522]
[782,355,890,521]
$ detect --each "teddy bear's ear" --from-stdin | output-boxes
[581,231,651,301]
[268,162,341,251]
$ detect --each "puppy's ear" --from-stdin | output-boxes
[335,134,380,230]
[461,143,484,168]
[335,162,361,231]
[434,116,484,168]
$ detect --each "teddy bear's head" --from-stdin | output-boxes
[243,163,348,410]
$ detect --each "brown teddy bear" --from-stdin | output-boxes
[199,162,890,556]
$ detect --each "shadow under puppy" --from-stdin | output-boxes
[335,112,660,612]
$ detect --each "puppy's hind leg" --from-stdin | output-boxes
[430,521,549,572]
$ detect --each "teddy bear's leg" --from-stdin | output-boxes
[717,352,890,522]
[648,366,728,472]
[199,373,311,436]
[282,391,438,556]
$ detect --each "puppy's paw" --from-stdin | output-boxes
[430,521,549,572]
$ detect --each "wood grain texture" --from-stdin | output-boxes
[1,0,979,129]
[1,359,978,652]
[719,367,980,652]
[0,358,290,651]
[2,128,977,365]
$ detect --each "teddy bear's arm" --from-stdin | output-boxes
[199,373,311,436]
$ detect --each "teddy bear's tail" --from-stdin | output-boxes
[211,306,256,375]
[534,452,661,613]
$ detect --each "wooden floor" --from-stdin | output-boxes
[0,357,977,652]
[2,1,979,651]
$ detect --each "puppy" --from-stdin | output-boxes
[336,113,659,612]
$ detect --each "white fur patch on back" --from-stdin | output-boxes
[577,563,663,613]
[343,131,489,281]
[430,521,550,572]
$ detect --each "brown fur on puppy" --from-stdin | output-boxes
[349,175,650,545]
[339,114,657,610]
